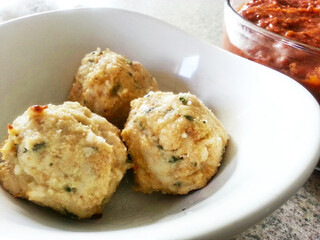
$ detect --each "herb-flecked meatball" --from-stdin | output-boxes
[121,92,229,195]
[0,102,130,219]
[68,48,158,128]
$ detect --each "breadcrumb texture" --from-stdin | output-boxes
[121,92,229,195]
[0,101,130,219]
[68,48,159,128]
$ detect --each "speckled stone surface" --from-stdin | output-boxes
[232,170,320,240]
[0,1,319,239]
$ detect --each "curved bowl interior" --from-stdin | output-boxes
[0,8,319,240]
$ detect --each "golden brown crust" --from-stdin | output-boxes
[68,48,158,128]
[0,101,130,219]
[121,92,229,195]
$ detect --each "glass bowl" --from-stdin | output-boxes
[223,0,320,104]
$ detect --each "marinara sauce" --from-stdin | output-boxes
[224,0,320,103]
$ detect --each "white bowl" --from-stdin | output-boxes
[0,8,319,240]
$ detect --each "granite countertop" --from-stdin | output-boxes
[1,0,319,239]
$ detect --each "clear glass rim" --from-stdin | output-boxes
[225,0,320,56]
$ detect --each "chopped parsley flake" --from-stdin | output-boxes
[146,107,155,113]
[169,155,182,163]
[111,83,121,95]
[90,146,99,151]
[184,115,194,121]
[64,186,77,193]
[32,143,46,152]
[179,97,187,105]
[174,182,182,187]
[157,145,163,150]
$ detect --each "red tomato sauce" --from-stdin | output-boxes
[225,0,320,103]
[239,0,320,48]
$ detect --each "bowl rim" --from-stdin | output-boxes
[0,6,320,240]
[225,0,320,56]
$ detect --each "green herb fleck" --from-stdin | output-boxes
[184,115,194,121]
[126,154,132,163]
[23,148,28,153]
[49,163,53,166]
[83,100,87,105]
[179,97,187,105]
[90,146,99,151]
[174,182,182,187]
[202,120,207,124]
[157,145,163,150]
[64,186,77,193]
[134,80,142,89]
[128,72,133,76]
[126,60,133,65]
[64,208,78,219]
[111,83,121,95]
[32,143,46,152]
[146,107,154,113]
[88,59,94,63]
[169,155,182,163]
[192,162,198,167]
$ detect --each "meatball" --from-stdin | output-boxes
[121,92,229,195]
[68,48,159,128]
[0,102,130,219]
